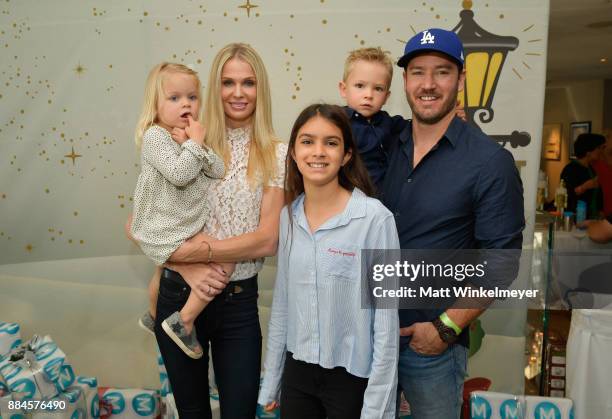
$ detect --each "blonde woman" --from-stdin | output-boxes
[129,62,230,360]
[158,44,287,418]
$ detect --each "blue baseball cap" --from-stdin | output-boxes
[397,28,464,69]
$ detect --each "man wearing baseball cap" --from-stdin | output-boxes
[379,28,524,418]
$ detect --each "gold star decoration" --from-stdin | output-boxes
[238,0,258,17]
[64,147,82,165]
[74,63,86,76]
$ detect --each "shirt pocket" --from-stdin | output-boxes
[318,240,360,282]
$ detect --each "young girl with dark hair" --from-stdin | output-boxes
[258,104,399,419]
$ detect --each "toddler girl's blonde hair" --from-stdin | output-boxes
[134,62,201,147]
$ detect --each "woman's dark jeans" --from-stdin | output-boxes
[155,268,262,419]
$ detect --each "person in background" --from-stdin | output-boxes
[560,133,605,217]
[586,215,612,243]
[592,128,612,217]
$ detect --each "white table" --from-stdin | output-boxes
[550,229,612,418]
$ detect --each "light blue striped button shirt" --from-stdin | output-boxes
[258,188,400,419]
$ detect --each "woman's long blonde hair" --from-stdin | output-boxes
[134,62,201,148]
[203,43,279,186]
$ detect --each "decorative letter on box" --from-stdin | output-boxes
[471,391,524,419]
[525,396,573,419]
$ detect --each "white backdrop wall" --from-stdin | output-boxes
[0,0,548,264]
[0,0,549,391]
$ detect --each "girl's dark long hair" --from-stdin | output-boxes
[284,103,375,205]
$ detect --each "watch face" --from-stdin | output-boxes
[441,329,457,343]
[434,318,458,344]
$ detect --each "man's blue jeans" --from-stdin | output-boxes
[397,342,467,419]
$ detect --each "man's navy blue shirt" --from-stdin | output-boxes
[380,116,525,347]
[344,106,404,189]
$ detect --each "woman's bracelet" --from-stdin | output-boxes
[202,240,213,263]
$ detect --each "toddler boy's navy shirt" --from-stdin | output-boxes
[344,106,406,189]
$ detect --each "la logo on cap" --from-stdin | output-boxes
[420,30,435,45]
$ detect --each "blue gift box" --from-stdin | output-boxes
[0,335,76,402]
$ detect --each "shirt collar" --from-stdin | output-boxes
[343,106,384,126]
[399,116,465,148]
[226,126,251,142]
[292,187,368,232]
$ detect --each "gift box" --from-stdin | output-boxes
[28,335,76,393]
[0,323,22,358]
[525,396,573,419]
[0,336,75,401]
[30,384,89,419]
[0,352,60,401]
[470,391,524,419]
[68,376,100,419]
[99,388,159,419]
[31,376,99,418]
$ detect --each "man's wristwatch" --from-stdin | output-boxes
[432,317,460,344]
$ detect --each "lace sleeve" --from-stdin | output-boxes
[267,141,288,188]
